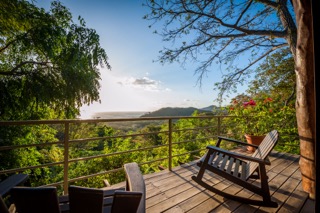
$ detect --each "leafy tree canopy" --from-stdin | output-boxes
[246,48,295,106]
[231,48,295,106]
[0,0,110,119]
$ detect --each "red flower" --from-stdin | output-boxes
[264,97,273,103]
[249,100,256,106]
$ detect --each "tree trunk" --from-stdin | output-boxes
[292,0,315,199]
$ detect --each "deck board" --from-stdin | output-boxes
[141,150,314,213]
[102,149,314,212]
[277,182,309,213]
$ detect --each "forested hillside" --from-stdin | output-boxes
[140,105,224,117]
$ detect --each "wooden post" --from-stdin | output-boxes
[217,116,221,136]
[168,119,172,171]
[63,122,69,195]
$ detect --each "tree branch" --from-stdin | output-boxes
[256,0,279,8]
[0,39,17,53]
[0,61,51,76]
[174,1,287,38]
[235,0,254,26]
[196,38,235,85]
[231,43,287,79]
[285,83,296,106]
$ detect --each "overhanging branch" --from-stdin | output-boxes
[0,61,51,76]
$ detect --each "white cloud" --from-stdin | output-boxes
[132,77,157,85]
[183,99,201,103]
[80,72,174,114]
[117,76,169,92]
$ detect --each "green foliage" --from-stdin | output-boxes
[226,96,298,153]
[1,112,300,191]
[0,125,58,169]
[0,0,110,119]
[0,124,62,186]
[223,48,298,153]
[247,48,296,105]
[228,97,278,135]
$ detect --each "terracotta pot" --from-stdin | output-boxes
[244,134,266,152]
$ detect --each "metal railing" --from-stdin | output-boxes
[0,115,298,194]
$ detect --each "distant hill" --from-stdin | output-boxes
[200,105,227,114]
[140,106,216,117]
[199,105,215,111]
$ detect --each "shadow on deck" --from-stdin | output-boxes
[108,149,314,213]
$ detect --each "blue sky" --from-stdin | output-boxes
[35,0,243,117]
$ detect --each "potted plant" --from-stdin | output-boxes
[228,97,275,152]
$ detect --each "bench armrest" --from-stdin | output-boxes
[0,174,29,197]
[124,162,146,213]
[206,145,268,164]
[218,136,258,148]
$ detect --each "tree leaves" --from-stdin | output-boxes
[0,0,110,120]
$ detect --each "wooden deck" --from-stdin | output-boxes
[109,148,314,213]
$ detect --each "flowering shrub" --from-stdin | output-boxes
[228,97,276,136]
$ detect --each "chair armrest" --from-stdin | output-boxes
[265,157,271,165]
[124,163,145,193]
[0,174,29,197]
[218,136,258,148]
[103,187,125,197]
[124,163,146,213]
[206,145,268,164]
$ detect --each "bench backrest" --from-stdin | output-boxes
[246,130,279,179]
[122,162,146,213]
[11,186,61,213]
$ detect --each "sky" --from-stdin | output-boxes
[34,0,244,118]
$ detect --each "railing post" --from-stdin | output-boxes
[63,122,69,195]
[217,116,221,136]
[168,119,172,171]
